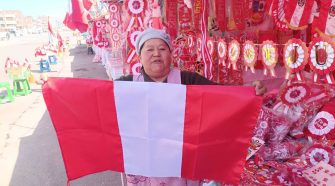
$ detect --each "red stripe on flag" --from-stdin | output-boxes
[43,78,124,180]
[182,85,262,184]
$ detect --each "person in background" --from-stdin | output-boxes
[117,28,266,185]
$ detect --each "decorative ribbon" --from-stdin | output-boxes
[130,61,142,75]
[228,39,240,70]
[242,40,257,73]
[272,0,289,31]
[126,29,142,64]
[283,39,308,81]
[261,40,278,77]
[309,37,335,84]
[125,0,146,31]
[200,0,213,79]
[109,3,122,49]
[217,39,227,66]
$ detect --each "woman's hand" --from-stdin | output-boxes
[252,80,267,96]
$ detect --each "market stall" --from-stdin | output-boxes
[60,0,335,185]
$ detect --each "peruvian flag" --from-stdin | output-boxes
[43,78,262,184]
[284,0,314,30]
[313,0,335,37]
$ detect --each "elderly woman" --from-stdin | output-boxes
[117,28,266,185]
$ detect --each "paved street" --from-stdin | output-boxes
[0,34,122,186]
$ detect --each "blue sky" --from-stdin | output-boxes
[1,0,69,20]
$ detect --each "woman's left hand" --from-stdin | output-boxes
[252,80,267,96]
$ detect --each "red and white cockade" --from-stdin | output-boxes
[261,40,278,77]
[309,37,335,84]
[283,39,308,81]
[243,40,257,73]
[284,0,314,30]
[217,39,227,66]
[109,3,122,49]
[305,99,335,140]
[125,0,146,31]
[228,39,240,70]
[305,144,334,166]
[127,28,143,64]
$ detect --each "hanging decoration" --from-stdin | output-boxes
[283,39,308,81]
[312,0,335,37]
[200,0,213,79]
[217,39,227,66]
[187,35,195,55]
[126,28,143,64]
[165,0,178,39]
[125,0,146,31]
[206,39,214,56]
[271,0,289,31]
[305,144,334,166]
[93,18,108,48]
[130,61,142,75]
[242,40,257,73]
[309,37,335,84]
[228,39,240,70]
[284,0,314,30]
[178,0,193,34]
[109,3,122,49]
[261,40,278,77]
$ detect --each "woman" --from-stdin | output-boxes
[117,28,266,185]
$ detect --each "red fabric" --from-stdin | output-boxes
[57,33,64,49]
[83,0,93,10]
[48,17,55,36]
[182,85,262,184]
[43,78,262,184]
[43,78,124,180]
[284,0,314,29]
[215,0,225,31]
[63,13,76,31]
[165,0,178,39]
[71,0,90,32]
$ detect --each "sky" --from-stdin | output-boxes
[0,0,69,20]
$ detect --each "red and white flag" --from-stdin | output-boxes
[313,0,335,37]
[284,0,314,30]
[43,78,262,184]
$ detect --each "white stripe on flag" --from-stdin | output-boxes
[114,81,186,177]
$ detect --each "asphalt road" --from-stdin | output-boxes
[0,33,122,186]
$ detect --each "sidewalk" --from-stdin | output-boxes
[0,45,122,186]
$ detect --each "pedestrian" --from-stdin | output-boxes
[116,28,266,185]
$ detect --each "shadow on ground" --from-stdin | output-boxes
[10,46,121,186]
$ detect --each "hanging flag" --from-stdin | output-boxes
[313,0,335,37]
[43,78,262,185]
[48,17,55,36]
[284,0,314,30]
[63,13,76,31]
[71,0,91,32]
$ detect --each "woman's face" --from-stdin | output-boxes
[140,38,172,79]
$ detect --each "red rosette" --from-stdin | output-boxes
[305,144,334,166]
[206,39,214,55]
[261,40,278,76]
[109,4,118,13]
[228,39,240,70]
[279,83,310,106]
[112,33,120,42]
[304,99,335,140]
[125,0,146,16]
[110,19,119,28]
[283,39,308,74]
[309,37,335,75]
[127,29,142,48]
[217,39,226,59]
[130,61,142,75]
[243,40,258,72]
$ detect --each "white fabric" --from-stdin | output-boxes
[133,68,181,84]
[113,81,186,177]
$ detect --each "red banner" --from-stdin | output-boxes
[194,0,202,32]
[165,0,178,39]
[215,0,226,31]
[178,0,193,33]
